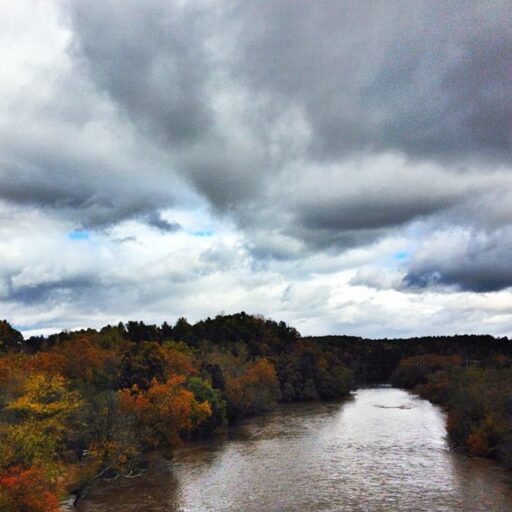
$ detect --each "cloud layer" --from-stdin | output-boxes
[0,0,511,336]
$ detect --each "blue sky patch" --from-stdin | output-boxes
[194,229,214,237]
[68,230,90,241]
[393,250,410,260]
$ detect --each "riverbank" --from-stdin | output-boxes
[75,388,512,512]
[0,314,353,511]
[61,394,353,510]
[391,355,512,471]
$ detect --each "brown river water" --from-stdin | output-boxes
[76,387,512,511]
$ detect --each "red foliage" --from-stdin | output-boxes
[0,466,59,512]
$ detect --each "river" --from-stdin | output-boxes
[76,387,512,511]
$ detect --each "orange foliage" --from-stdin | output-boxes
[29,351,68,376]
[0,337,115,386]
[0,355,26,393]
[224,358,280,417]
[0,466,59,512]
[57,338,115,381]
[161,346,196,376]
[118,375,210,448]
[28,338,115,381]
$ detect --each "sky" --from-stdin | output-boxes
[1,0,511,339]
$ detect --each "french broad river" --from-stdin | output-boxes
[77,387,512,511]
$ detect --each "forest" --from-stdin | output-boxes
[0,313,511,511]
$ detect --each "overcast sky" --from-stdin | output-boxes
[1,0,511,338]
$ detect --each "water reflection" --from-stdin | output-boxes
[78,387,512,512]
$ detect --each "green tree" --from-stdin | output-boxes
[186,377,227,436]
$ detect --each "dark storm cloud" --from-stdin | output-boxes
[3,274,99,305]
[145,212,181,233]
[0,139,182,229]
[69,0,214,146]
[404,267,512,294]
[0,161,156,229]
[403,228,512,292]
[297,194,456,231]
[65,0,512,212]
[231,0,512,161]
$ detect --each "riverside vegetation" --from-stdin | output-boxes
[0,314,511,511]
[391,354,512,468]
[0,314,351,511]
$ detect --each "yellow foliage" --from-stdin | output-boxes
[7,374,81,420]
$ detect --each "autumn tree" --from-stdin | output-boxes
[118,375,211,449]
[0,466,59,512]
[1,373,81,474]
[224,358,281,419]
